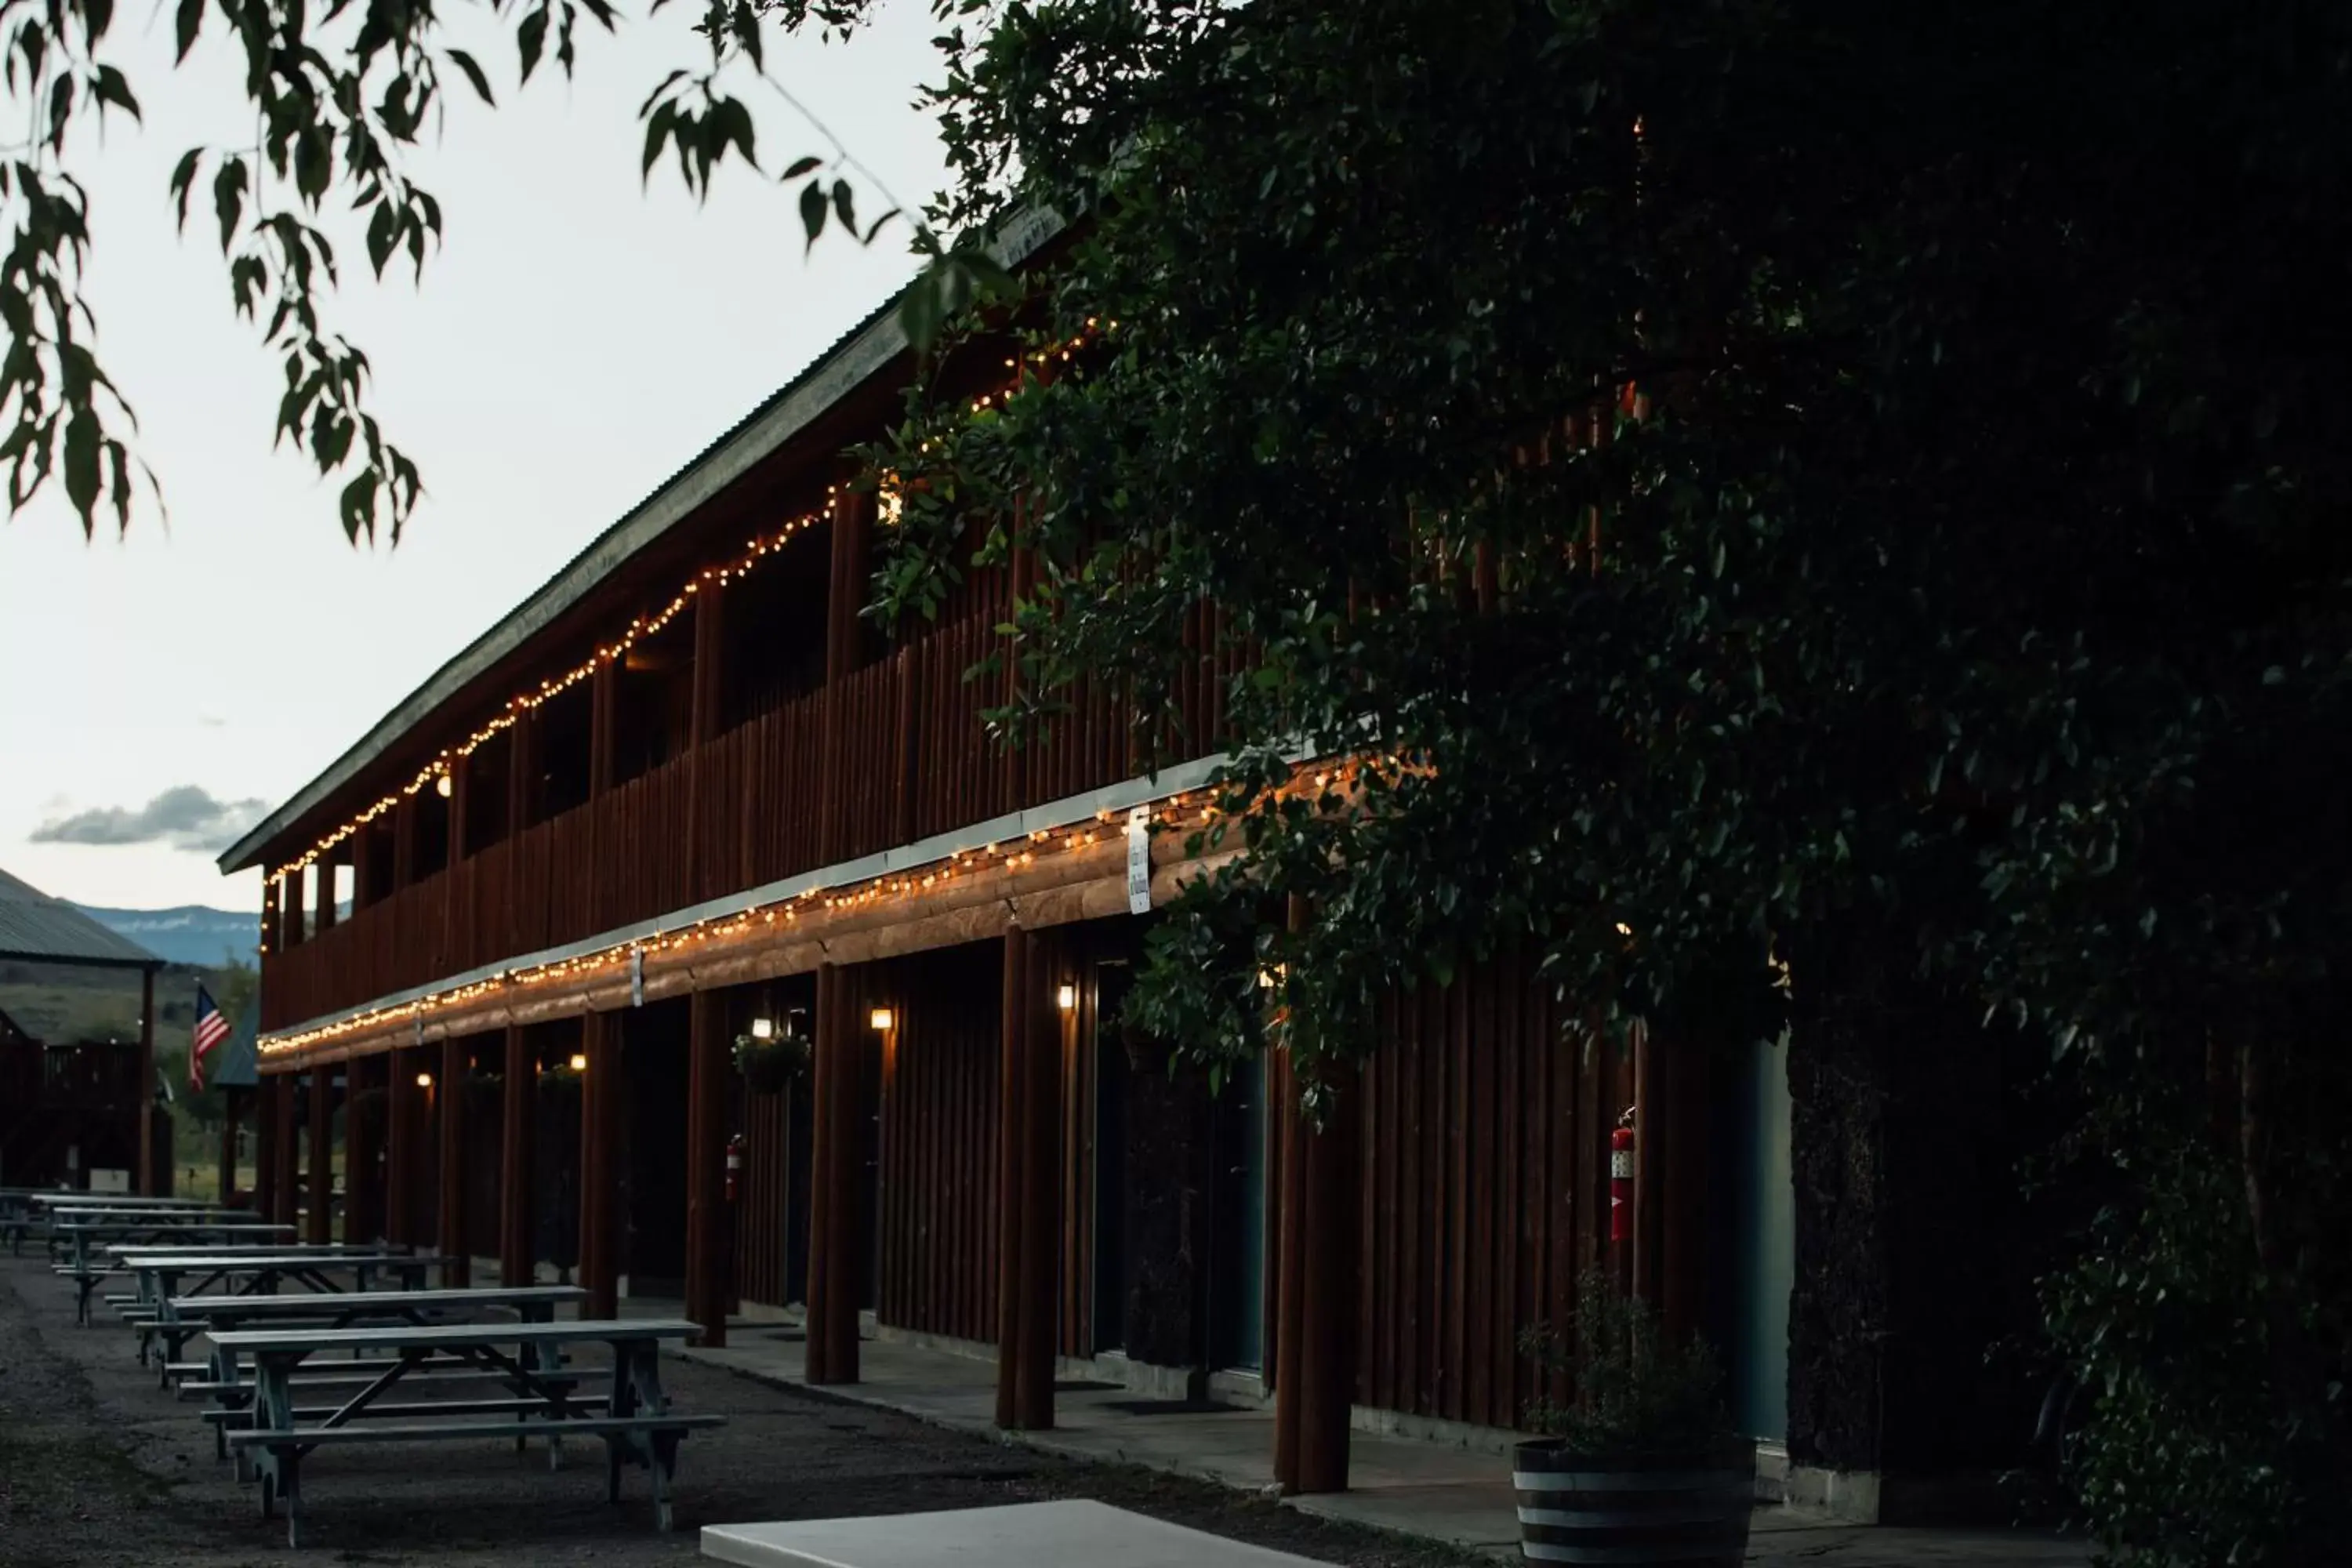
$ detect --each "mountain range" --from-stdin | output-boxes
[72,904,260,968]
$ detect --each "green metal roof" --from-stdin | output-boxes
[0,868,163,969]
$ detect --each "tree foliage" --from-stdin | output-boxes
[855,1,2352,1560]
[0,0,989,540]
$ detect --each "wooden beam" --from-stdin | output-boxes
[219,1086,245,1206]
[994,925,1065,1430]
[260,877,281,960]
[252,1080,278,1219]
[437,1036,470,1286]
[499,1024,535,1286]
[507,709,540,833]
[579,1011,620,1318]
[590,660,619,800]
[344,1053,383,1245]
[316,850,338,935]
[816,493,870,864]
[270,1073,301,1227]
[684,990,730,1346]
[804,963,862,1384]
[390,800,417,891]
[136,967,156,1194]
[384,1047,416,1245]
[350,826,373,913]
[307,1066,335,1244]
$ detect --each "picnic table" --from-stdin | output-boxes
[212,1318,719,1546]
[107,1249,443,1341]
[54,1225,299,1318]
[163,1283,586,1442]
[53,1219,293,1274]
[7,1192,244,1254]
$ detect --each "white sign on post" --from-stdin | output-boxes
[630,947,646,1008]
[1126,807,1153,916]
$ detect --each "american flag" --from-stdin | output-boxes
[191,985,230,1092]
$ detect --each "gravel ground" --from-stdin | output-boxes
[0,1255,1481,1567]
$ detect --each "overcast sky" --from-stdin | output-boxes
[0,2,949,913]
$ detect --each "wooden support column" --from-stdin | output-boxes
[815,493,870,863]
[252,1078,278,1220]
[499,1025,535,1287]
[219,1086,245,1205]
[350,826,373,913]
[270,1073,300,1227]
[804,964,862,1385]
[579,1011,621,1318]
[437,1036,470,1286]
[345,1053,383,1244]
[307,1065,335,1243]
[684,991,730,1345]
[686,577,724,902]
[136,966,157,1193]
[590,662,619,798]
[260,878,281,960]
[994,925,1065,1431]
[1272,898,1362,1496]
[315,851,338,935]
[390,800,417,891]
[385,1047,417,1246]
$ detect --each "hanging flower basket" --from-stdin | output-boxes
[735,1033,809,1094]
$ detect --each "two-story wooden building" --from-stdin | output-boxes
[225,243,2016,1511]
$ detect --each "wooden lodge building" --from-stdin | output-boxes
[221,240,2026,1516]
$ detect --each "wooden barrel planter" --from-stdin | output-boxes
[1512,1436,1757,1565]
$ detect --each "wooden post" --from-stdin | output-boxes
[590,662,619,798]
[315,850,338,935]
[1272,896,1361,1496]
[994,926,1065,1431]
[260,878,281,960]
[345,1053,383,1245]
[270,1073,300,1227]
[252,1079,278,1220]
[219,1086,245,1204]
[136,966,156,1193]
[684,990,729,1345]
[350,826,373,913]
[579,1011,620,1318]
[437,1036,470,1286]
[686,579,724,901]
[500,1025,536,1287]
[307,1065,335,1244]
[385,1047,416,1246]
[804,964,862,1384]
[816,492,870,863]
[390,800,417,891]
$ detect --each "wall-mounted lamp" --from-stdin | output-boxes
[1056,983,1077,1012]
[434,774,452,799]
[750,1017,775,1040]
[868,1007,895,1033]
[416,1071,434,1088]
[568,1052,589,1073]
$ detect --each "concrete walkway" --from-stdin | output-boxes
[657,1308,2090,1566]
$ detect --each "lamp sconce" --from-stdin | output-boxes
[868,1007,895,1033]
[750,1017,775,1040]
[1056,983,1077,1012]
[416,1071,434,1088]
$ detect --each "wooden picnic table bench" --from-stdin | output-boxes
[210,1318,719,1547]
[162,1285,586,1446]
[52,1220,294,1274]
[146,1282,582,1384]
[104,1250,442,1341]
[54,1228,302,1319]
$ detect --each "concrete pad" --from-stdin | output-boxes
[702,1500,1325,1568]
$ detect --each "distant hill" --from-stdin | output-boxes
[72,904,260,968]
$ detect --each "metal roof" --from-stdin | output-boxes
[0,868,164,969]
[216,208,1067,878]
[209,1004,260,1089]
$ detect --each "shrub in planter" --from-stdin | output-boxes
[1516,1269,1755,1566]
[734,1031,810,1094]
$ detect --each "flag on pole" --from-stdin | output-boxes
[191,985,230,1092]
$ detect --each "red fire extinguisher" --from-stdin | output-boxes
[1610,1109,1637,1243]
[724,1134,744,1203]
